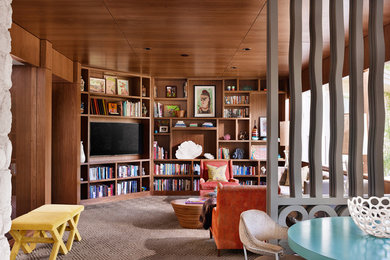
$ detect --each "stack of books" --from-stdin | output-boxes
[202,122,214,127]
[174,121,186,127]
[189,123,198,127]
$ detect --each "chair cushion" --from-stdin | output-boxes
[207,164,228,182]
[200,181,238,190]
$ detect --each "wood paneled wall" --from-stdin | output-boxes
[11,66,52,216]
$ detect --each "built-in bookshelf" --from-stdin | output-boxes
[79,67,152,204]
[151,78,288,195]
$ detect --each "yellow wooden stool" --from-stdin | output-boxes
[32,204,84,251]
[10,204,84,260]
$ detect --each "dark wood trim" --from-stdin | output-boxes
[328,0,345,197]
[367,0,385,196]
[288,0,303,198]
[348,0,365,196]
[308,0,323,197]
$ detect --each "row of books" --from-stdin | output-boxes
[153,179,191,191]
[223,108,249,118]
[193,179,200,191]
[154,163,191,175]
[122,100,141,117]
[154,102,164,118]
[224,95,249,105]
[218,148,230,159]
[153,141,167,159]
[89,166,114,181]
[118,165,139,178]
[232,165,256,176]
[117,180,138,195]
[89,184,114,199]
[90,98,141,117]
[239,180,257,185]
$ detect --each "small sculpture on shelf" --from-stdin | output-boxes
[142,103,148,117]
[204,153,214,159]
[261,166,266,175]
[223,134,231,140]
[232,148,244,159]
[80,76,85,91]
[238,131,248,140]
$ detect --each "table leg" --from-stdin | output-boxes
[10,230,22,260]
[66,213,81,251]
[49,223,68,260]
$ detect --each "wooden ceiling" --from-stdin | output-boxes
[11,0,390,78]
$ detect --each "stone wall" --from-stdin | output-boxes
[0,0,13,257]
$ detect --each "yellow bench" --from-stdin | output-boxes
[10,204,84,260]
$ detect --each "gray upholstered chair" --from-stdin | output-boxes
[239,209,303,260]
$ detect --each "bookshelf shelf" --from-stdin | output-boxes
[154,97,187,101]
[89,179,116,184]
[171,127,217,131]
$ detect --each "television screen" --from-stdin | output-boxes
[90,122,143,156]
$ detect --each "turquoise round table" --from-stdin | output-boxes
[288,217,390,260]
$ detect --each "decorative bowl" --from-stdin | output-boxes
[347,196,390,238]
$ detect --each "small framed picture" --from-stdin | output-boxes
[105,75,117,95]
[90,78,105,93]
[259,117,267,137]
[166,85,177,98]
[164,105,180,117]
[117,79,129,95]
[251,145,267,160]
[159,126,169,133]
[194,85,215,117]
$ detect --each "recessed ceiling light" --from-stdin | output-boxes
[231,66,237,69]
[242,47,251,51]
[181,54,189,57]
[145,47,151,50]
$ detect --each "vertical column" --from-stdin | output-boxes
[328,0,345,197]
[0,0,13,257]
[288,0,303,198]
[367,0,385,196]
[266,0,279,220]
[308,0,323,197]
[348,0,364,196]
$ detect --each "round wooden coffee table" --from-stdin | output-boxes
[171,199,204,229]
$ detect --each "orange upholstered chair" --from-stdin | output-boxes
[211,184,267,256]
[199,160,239,196]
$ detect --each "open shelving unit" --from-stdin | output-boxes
[79,67,152,205]
[152,78,288,195]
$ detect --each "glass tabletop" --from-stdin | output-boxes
[288,217,390,260]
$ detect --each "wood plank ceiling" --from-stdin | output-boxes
[11,0,390,78]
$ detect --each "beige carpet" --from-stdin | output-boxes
[16,196,258,259]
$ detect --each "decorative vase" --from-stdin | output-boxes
[80,141,86,163]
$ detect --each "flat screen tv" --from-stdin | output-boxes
[90,122,143,156]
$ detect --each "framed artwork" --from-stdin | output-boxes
[159,126,169,133]
[89,78,105,93]
[259,117,267,137]
[105,75,117,95]
[166,85,177,98]
[117,79,129,95]
[194,85,215,117]
[164,105,180,117]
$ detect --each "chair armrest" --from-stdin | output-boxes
[200,178,206,184]
[229,178,239,183]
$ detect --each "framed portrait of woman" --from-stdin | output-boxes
[194,85,215,117]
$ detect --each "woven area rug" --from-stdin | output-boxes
[16,196,258,259]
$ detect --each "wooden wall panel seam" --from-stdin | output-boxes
[288,0,303,198]
[328,0,345,198]
[308,0,323,197]
[348,0,364,197]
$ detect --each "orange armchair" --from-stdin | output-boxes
[199,160,239,196]
[211,184,267,256]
